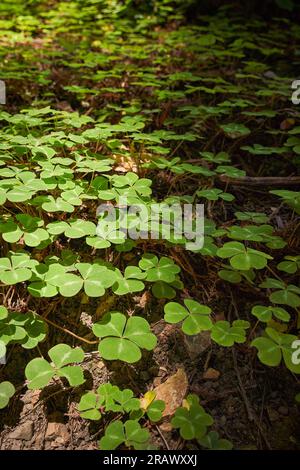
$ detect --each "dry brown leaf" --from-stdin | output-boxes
[153,368,188,417]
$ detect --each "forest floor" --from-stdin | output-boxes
[0,1,299,450]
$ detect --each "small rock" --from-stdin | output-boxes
[203,368,220,380]
[154,368,188,417]
[45,422,70,444]
[184,331,211,359]
[8,422,34,441]
[278,406,289,416]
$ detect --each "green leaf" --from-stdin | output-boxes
[24,228,49,247]
[218,269,241,283]
[164,300,212,335]
[25,358,54,389]
[146,400,165,422]
[0,306,8,320]
[58,274,83,297]
[171,395,213,440]
[93,312,157,363]
[252,328,300,372]
[25,344,85,389]
[220,123,250,139]
[58,365,85,386]
[64,219,96,239]
[251,336,282,366]
[100,337,142,363]
[112,269,145,295]
[125,420,150,448]
[48,343,84,368]
[0,340,6,358]
[152,281,176,299]
[42,196,74,213]
[78,391,103,420]
[270,288,300,308]
[0,381,15,409]
[109,388,140,413]
[76,263,116,297]
[144,256,180,283]
[78,392,102,421]
[211,320,249,346]
[198,431,233,450]
[99,420,125,450]
[251,305,290,323]
[217,242,272,271]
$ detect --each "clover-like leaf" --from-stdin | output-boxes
[81,382,141,417]
[48,343,84,368]
[92,312,157,363]
[252,328,300,373]
[64,219,96,239]
[171,394,213,440]
[152,280,177,299]
[211,320,249,346]
[124,420,150,448]
[251,305,290,323]
[277,256,300,274]
[164,299,212,335]
[112,268,145,295]
[197,188,234,202]
[8,311,47,349]
[146,399,165,423]
[109,388,141,413]
[0,340,6,358]
[198,431,233,450]
[25,358,55,389]
[76,263,117,297]
[0,253,38,285]
[42,196,74,213]
[0,306,8,320]
[220,122,250,139]
[260,278,300,308]
[99,420,125,450]
[140,255,180,283]
[235,211,269,224]
[58,365,85,386]
[0,381,15,409]
[78,391,103,420]
[217,242,272,270]
[25,344,85,389]
[131,391,165,423]
[99,418,150,450]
